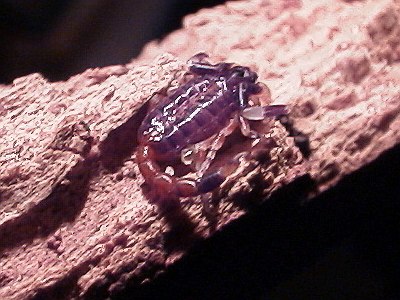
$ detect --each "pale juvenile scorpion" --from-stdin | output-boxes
[137,53,288,207]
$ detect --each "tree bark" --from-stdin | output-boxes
[1,0,399,298]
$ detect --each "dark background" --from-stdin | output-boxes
[1,1,399,299]
[111,144,400,300]
[0,0,226,83]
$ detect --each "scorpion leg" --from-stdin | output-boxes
[248,82,271,106]
[180,134,219,173]
[238,105,286,164]
[239,115,260,139]
[197,147,245,218]
[187,53,232,76]
[191,118,238,176]
[195,118,243,194]
[181,118,238,216]
[188,52,209,64]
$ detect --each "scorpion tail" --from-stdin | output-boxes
[137,145,198,201]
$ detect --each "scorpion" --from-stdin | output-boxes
[137,53,288,208]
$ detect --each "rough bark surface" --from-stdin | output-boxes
[1,0,400,299]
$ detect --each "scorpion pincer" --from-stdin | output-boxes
[137,53,287,206]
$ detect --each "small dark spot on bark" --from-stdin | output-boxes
[294,134,311,158]
[115,173,124,181]
[354,134,371,150]
[292,100,316,117]
[376,110,397,131]
[252,149,271,163]
[278,115,294,128]
[0,273,12,288]
[319,162,340,184]
[278,115,311,158]
[338,55,371,84]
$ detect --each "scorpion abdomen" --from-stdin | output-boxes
[150,86,241,160]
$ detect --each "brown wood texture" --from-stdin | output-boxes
[1,0,400,298]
